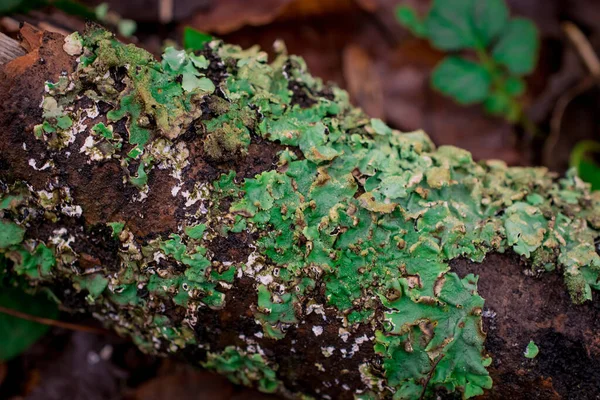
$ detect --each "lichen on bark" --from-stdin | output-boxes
[1,26,600,399]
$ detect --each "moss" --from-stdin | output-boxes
[2,27,600,399]
[203,123,250,162]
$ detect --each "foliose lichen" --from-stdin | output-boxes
[1,27,600,399]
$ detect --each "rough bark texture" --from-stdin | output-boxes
[1,25,600,400]
[451,254,600,399]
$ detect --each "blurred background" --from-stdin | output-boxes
[1,0,600,398]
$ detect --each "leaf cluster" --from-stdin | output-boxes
[397,0,539,122]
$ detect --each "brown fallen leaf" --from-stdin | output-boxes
[276,0,357,20]
[183,0,293,35]
[342,44,385,119]
[127,369,234,400]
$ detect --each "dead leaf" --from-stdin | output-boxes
[184,0,293,35]
[128,369,233,400]
[343,44,385,119]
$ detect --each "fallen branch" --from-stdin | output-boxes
[1,25,600,399]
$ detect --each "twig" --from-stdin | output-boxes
[159,0,174,24]
[544,77,596,166]
[543,22,600,166]
[563,22,600,77]
[419,354,444,400]
[0,32,25,65]
[0,305,110,335]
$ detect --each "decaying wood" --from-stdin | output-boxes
[0,32,25,64]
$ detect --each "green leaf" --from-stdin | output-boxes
[524,340,539,359]
[431,57,491,104]
[395,5,426,37]
[425,0,478,51]
[418,0,512,50]
[484,91,510,116]
[492,18,539,75]
[117,19,137,38]
[578,160,600,191]
[94,2,108,19]
[183,27,213,51]
[472,0,509,46]
[504,76,525,96]
[570,140,600,191]
[0,0,39,14]
[483,89,521,122]
[0,286,59,360]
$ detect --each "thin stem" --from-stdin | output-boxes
[518,109,542,138]
[563,22,600,77]
[0,305,110,335]
[475,45,541,138]
[419,354,444,400]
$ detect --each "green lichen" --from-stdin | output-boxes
[203,346,281,393]
[0,220,24,249]
[3,27,600,399]
[74,274,109,300]
[524,340,539,359]
[107,221,125,238]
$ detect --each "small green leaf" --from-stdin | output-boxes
[492,18,539,75]
[395,5,426,37]
[0,286,59,360]
[578,160,600,191]
[524,340,539,359]
[504,76,526,96]
[570,140,600,191]
[484,89,521,122]
[483,91,511,116]
[425,0,478,50]
[95,2,108,20]
[472,0,509,46]
[0,0,27,14]
[431,56,491,104]
[118,19,137,38]
[183,27,213,51]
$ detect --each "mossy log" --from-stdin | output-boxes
[1,25,600,399]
